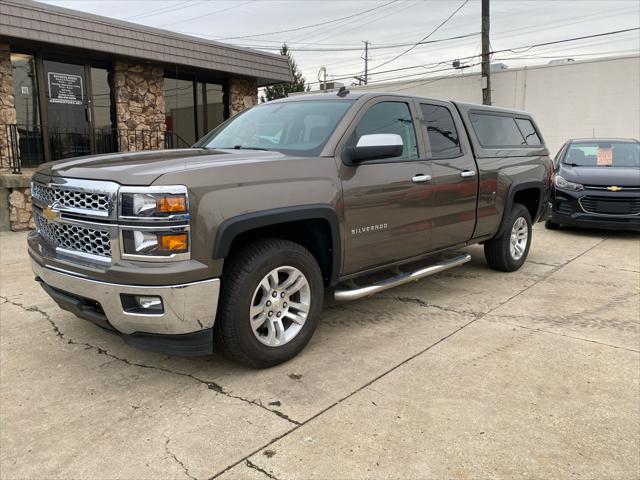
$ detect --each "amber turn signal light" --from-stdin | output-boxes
[156,195,187,214]
[159,233,188,252]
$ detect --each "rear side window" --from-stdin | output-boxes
[515,118,542,146]
[470,112,526,147]
[420,104,461,159]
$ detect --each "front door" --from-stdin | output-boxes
[417,101,478,249]
[42,60,91,160]
[339,98,432,275]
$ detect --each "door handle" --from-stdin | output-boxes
[460,170,476,178]
[412,174,431,183]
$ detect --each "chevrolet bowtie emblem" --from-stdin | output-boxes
[42,203,60,221]
[607,186,623,192]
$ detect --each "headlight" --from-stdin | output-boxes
[120,187,188,218]
[121,230,189,257]
[118,186,190,261]
[554,175,583,191]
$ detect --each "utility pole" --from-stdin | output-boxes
[481,0,491,105]
[353,41,369,86]
[363,40,369,85]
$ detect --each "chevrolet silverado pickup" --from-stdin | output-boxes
[29,91,553,368]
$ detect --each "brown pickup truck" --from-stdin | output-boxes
[29,91,553,367]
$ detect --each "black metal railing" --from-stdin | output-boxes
[1,124,192,174]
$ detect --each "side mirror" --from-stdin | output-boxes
[346,134,404,163]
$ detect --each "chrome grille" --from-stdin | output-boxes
[34,213,112,258]
[579,196,640,215]
[32,183,111,213]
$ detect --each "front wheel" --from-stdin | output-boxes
[214,239,324,368]
[484,203,532,272]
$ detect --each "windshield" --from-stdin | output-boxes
[564,141,639,168]
[196,99,354,156]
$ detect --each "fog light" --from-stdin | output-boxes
[137,296,163,311]
[121,294,164,314]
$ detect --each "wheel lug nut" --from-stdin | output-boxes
[283,302,287,308]
[272,292,277,298]
[280,292,285,298]
[266,301,271,307]
[276,312,282,317]
[268,311,273,317]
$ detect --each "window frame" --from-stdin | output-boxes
[418,102,464,160]
[469,110,542,149]
[339,97,422,165]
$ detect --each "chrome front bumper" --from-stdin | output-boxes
[31,259,220,335]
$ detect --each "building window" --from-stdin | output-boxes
[11,53,43,167]
[164,77,196,145]
[165,76,225,146]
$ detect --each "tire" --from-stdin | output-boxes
[214,238,324,368]
[484,203,532,272]
[545,219,560,230]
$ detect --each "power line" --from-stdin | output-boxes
[306,27,640,86]
[367,0,470,72]
[228,32,480,52]
[212,0,400,41]
[157,1,253,28]
[125,0,202,21]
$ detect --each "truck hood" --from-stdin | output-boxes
[36,148,289,185]
[559,164,640,187]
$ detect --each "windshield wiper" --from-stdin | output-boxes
[233,145,270,151]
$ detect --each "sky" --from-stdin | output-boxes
[41,0,640,89]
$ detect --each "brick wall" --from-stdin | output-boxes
[0,44,16,170]
[229,77,257,117]
[113,61,166,151]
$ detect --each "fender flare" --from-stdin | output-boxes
[212,204,341,285]
[495,180,545,238]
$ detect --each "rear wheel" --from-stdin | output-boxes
[214,239,324,368]
[484,203,532,272]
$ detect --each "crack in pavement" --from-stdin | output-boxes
[245,459,279,480]
[0,295,301,427]
[165,437,197,480]
[209,236,611,479]
[383,295,478,316]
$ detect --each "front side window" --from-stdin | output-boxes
[420,104,461,159]
[564,142,639,168]
[198,100,353,157]
[350,101,419,160]
[470,112,526,148]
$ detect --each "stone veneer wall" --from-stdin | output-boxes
[229,77,257,116]
[0,44,16,171]
[112,61,166,151]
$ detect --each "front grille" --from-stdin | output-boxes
[34,213,112,258]
[579,196,640,215]
[32,183,111,213]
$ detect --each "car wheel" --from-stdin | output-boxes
[214,238,324,368]
[545,219,560,230]
[484,203,532,272]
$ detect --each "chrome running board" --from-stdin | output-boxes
[334,253,472,301]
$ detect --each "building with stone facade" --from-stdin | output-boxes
[0,0,291,230]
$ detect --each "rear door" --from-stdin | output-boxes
[338,97,433,275]
[417,101,478,249]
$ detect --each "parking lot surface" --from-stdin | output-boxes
[1,226,639,480]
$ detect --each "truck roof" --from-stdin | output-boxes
[270,91,535,118]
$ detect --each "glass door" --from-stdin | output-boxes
[42,60,91,160]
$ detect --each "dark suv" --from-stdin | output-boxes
[546,138,640,231]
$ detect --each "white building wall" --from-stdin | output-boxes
[351,55,640,155]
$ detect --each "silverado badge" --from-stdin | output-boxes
[607,186,623,192]
[42,204,60,221]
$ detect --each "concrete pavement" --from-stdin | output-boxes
[1,225,638,479]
